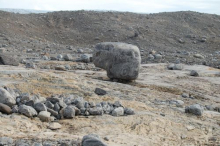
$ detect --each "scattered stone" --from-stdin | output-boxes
[93,42,141,80]
[167,63,183,70]
[186,125,195,131]
[63,105,75,119]
[154,54,162,60]
[124,108,135,115]
[57,54,63,60]
[48,122,62,130]
[81,54,91,63]
[160,113,165,116]
[190,70,199,77]
[18,105,37,117]
[0,103,12,114]
[25,62,36,69]
[0,87,16,107]
[0,137,13,146]
[112,107,124,117]
[63,54,73,61]
[82,134,107,146]
[181,93,189,98]
[185,104,204,116]
[95,88,107,96]
[38,111,51,122]
[0,54,19,66]
[205,105,215,111]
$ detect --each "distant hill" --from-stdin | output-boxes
[0,8,50,14]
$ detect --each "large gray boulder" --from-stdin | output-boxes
[0,87,16,107]
[82,134,107,146]
[0,54,19,66]
[18,105,37,117]
[93,42,141,80]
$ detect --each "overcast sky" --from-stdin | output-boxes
[0,0,220,14]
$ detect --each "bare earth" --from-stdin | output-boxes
[0,63,219,145]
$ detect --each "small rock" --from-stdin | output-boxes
[154,54,162,60]
[57,54,63,60]
[48,122,62,130]
[185,104,204,116]
[0,103,12,114]
[18,105,37,117]
[124,108,135,115]
[112,107,124,117]
[38,111,51,122]
[63,54,73,61]
[181,93,189,98]
[190,70,199,77]
[25,62,36,69]
[186,125,195,131]
[89,107,103,115]
[54,103,60,112]
[34,103,47,112]
[95,88,107,96]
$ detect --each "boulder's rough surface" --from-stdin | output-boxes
[82,134,107,146]
[0,87,16,107]
[93,42,141,80]
[0,103,12,114]
[0,54,19,66]
[18,105,37,117]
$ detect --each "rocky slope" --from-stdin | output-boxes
[0,10,220,67]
